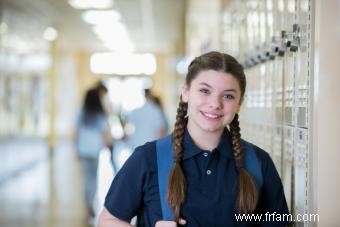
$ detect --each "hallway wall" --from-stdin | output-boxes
[313,0,340,226]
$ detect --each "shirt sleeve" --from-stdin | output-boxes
[104,145,147,221]
[256,150,290,226]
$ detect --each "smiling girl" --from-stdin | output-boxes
[99,51,289,227]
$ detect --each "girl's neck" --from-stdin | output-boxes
[187,124,223,151]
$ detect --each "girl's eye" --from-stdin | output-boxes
[224,94,235,99]
[199,88,210,94]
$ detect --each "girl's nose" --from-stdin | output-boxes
[208,96,222,110]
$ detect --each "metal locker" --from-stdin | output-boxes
[274,58,284,124]
[220,0,313,225]
[294,128,308,227]
[254,123,262,148]
[265,0,275,41]
[273,125,283,175]
[246,122,256,143]
[295,0,310,129]
[282,125,294,212]
[273,0,285,35]
[283,53,295,126]
[259,65,267,122]
[264,58,275,123]
[264,124,273,154]
[259,124,266,150]
[296,36,309,129]
[285,0,296,30]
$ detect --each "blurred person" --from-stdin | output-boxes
[75,88,113,220]
[95,81,113,116]
[124,89,167,150]
[150,95,169,133]
[98,51,288,227]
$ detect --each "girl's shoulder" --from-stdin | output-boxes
[126,140,158,171]
[242,139,273,165]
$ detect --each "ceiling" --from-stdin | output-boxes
[2,0,186,53]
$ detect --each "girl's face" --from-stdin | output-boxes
[182,70,242,136]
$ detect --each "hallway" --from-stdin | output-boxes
[0,139,114,227]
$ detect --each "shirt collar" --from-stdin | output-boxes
[182,128,234,160]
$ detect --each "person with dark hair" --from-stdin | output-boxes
[76,88,113,221]
[98,51,289,227]
[150,94,169,133]
[95,81,112,115]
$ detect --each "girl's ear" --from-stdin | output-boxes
[237,97,244,112]
[181,84,189,103]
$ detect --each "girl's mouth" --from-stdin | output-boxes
[201,111,224,119]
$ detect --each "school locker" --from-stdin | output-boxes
[273,125,283,175]
[294,128,308,226]
[282,125,294,211]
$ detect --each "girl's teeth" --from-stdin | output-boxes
[203,113,221,118]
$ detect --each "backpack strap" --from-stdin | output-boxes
[156,136,263,221]
[156,135,174,220]
[241,139,263,191]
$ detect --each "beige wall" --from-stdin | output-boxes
[313,0,340,226]
[75,51,101,102]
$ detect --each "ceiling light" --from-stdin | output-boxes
[43,27,58,41]
[90,52,157,75]
[68,0,113,9]
[93,23,134,52]
[82,10,121,24]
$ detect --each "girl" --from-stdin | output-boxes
[76,88,113,219]
[99,51,289,227]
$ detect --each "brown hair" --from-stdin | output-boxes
[168,51,258,221]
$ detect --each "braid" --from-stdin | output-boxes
[168,96,188,221]
[229,114,243,168]
[229,114,258,214]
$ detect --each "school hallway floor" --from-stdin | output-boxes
[0,139,116,227]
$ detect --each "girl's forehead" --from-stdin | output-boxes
[191,70,240,90]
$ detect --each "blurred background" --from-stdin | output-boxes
[0,0,340,226]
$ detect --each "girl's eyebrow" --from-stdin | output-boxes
[198,82,237,93]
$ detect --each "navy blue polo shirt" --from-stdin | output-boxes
[104,129,289,227]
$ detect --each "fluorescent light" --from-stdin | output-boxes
[90,52,157,75]
[93,23,134,52]
[43,27,58,41]
[68,0,113,9]
[82,10,121,24]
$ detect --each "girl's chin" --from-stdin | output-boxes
[200,125,225,134]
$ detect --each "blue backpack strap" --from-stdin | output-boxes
[156,135,175,221]
[241,139,263,191]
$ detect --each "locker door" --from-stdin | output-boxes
[273,125,283,176]
[274,57,284,124]
[282,125,294,212]
[294,128,308,227]
[295,1,310,129]
[264,124,273,155]
[283,55,295,126]
[264,51,275,123]
[283,0,296,126]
